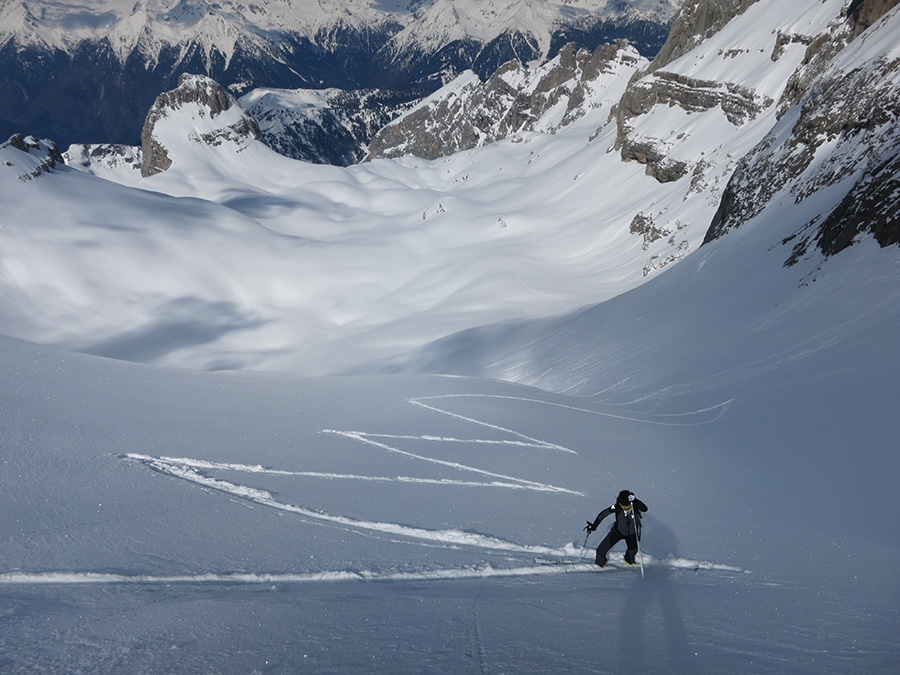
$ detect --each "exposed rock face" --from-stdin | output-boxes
[778,0,900,117]
[242,88,416,166]
[814,152,900,256]
[646,0,762,73]
[705,5,900,261]
[366,42,644,161]
[64,144,143,175]
[614,70,773,182]
[612,0,772,183]
[141,74,260,177]
[848,0,900,37]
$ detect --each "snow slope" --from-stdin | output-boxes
[1,263,898,672]
[2,92,671,374]
[1,1,899,672]
[0,0,827,375]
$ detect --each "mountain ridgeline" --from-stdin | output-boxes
[51,0,900,271]
[0,0,678,148]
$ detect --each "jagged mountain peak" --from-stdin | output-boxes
[0,0,679,146]
[140,72,260,176]
[385,0,680,61]
[0,0,680,59]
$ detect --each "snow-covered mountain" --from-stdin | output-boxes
[3,0,897,377]
[391,0,900,382]
[2,1,900,672]
[367,40,645,160]
[0,0,679,147]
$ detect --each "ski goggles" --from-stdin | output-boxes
[620,502,632,510]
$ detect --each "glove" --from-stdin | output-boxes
[584,521,596,533]
[628,494,635,502]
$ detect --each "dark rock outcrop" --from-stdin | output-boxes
[646,0,762,74]
[367,42,643,161]
[704,7,900,263]
[141,74,260,177]
[1,134,64,179]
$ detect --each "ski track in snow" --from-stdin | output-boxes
[9,394,742,585]
[0,557,748,587]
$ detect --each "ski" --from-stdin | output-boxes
[533,556,592,566]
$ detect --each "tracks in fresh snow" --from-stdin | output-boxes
[122,393,590,557]
[3,394,746,587]
[120,393,731,555]
[125,451,564,556]
[0,557,747,586]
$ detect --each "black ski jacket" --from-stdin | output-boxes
[590,498,647,538]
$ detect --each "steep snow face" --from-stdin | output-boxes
[707,3,900,261]
[603,0,847,274]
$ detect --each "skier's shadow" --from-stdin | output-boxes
[618,516,696,673]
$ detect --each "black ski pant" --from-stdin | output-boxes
[595,529,638,566]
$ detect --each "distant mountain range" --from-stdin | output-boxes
[0,0,679,147]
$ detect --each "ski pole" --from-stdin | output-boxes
[579,528,592,560]
[632,509,645,578]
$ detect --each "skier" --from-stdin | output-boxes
[584,489,647,567]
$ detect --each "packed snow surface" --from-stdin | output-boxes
[1,295,898,672]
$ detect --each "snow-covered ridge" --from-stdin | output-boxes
[0,0,682,149]
[0,0,681,64]
[3,0,895,377]
[240,86,415,165]
[368,40,646,160]
[0,133,64,180]
[140,72,260,176]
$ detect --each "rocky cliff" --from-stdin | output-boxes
[367,41,645,161]
[705,0,900,262]
[141,74,260,177]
